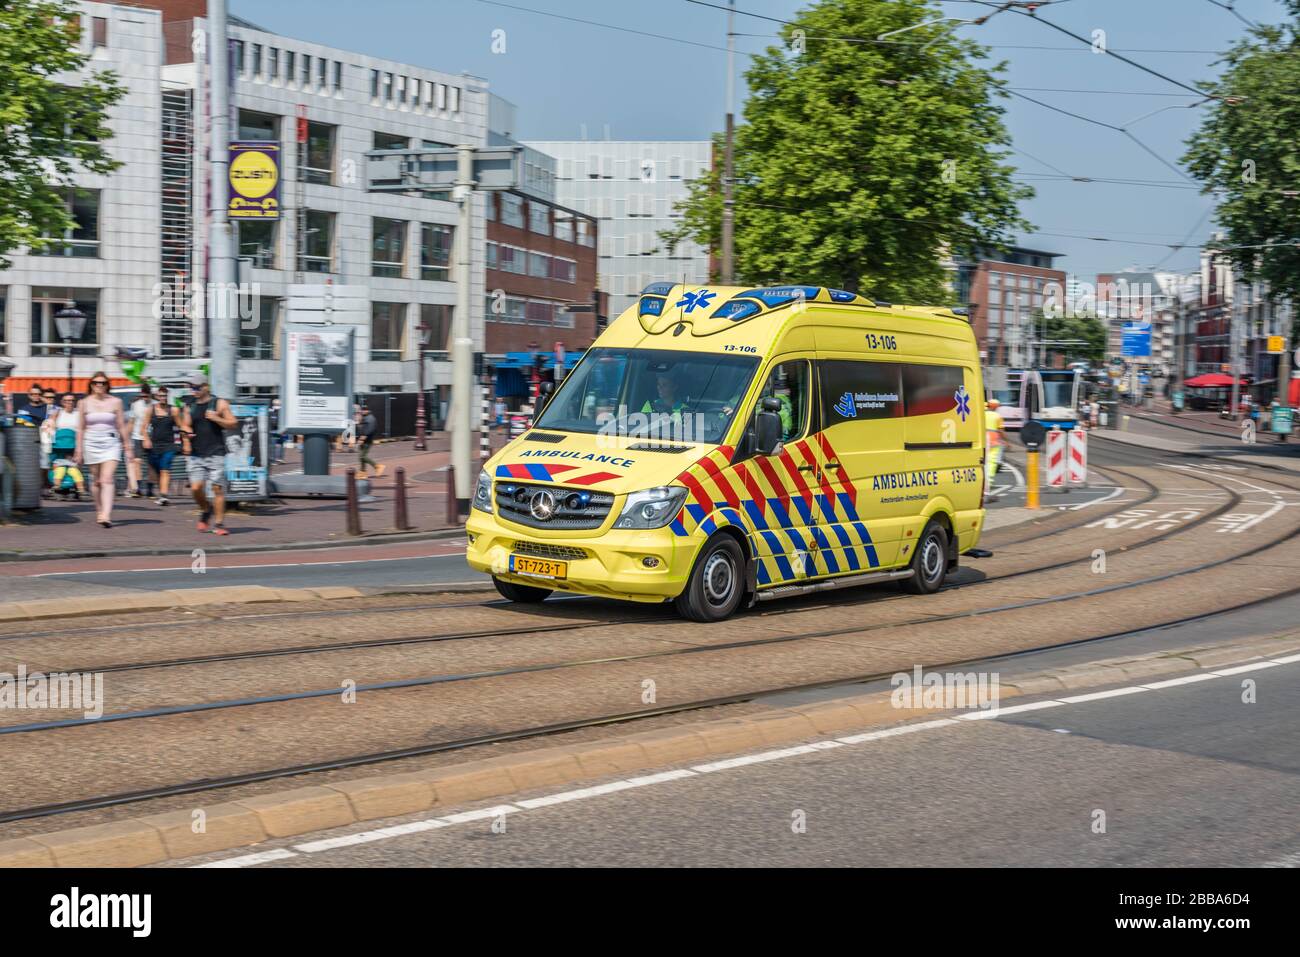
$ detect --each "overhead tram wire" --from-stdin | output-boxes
[1005,89,1197,183]
[739,201,1208,251]
[966,0,1220,98]
[1204,0,1259,29]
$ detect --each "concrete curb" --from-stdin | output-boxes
[0,526,465,565]
[3,634,1295,867]
[0,581,488,624]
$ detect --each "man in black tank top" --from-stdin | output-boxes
[179,373,237,535]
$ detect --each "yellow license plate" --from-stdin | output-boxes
[509,555,568,579]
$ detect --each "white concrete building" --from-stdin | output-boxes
[523,141,712,317]
[1,1,490,402]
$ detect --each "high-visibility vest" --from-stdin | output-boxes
[985,409,1005,446]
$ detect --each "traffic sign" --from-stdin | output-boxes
[1122,321,1152,357]
[1020,420,1046,450]
[1267,335,1285,354]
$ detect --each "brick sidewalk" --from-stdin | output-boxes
[0,432,513,556]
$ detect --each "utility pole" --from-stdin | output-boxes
[1229,284,1241,419]
[450,144,475,516]
[208,0,237,399]
[720,0,736,284]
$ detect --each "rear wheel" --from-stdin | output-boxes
[901,520,949,595]
[673,535,745,622]
[493,577,552,603]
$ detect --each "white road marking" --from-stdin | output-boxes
[1066,483,1126,511]
[1212,660,1281,676]
[1059,686,1150,704]
[194,848,298,868]
[294,818,450,852]
[193,654,1300,867]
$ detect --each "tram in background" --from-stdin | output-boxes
[1020,368,1082,431]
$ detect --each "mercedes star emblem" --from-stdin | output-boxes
[529,490,557,521]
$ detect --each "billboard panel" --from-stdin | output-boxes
[282,323,355,433]
[228,141,281,220]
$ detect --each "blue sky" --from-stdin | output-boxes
[232,0,1292,281]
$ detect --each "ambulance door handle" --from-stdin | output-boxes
[797,463,816,472]
[824,461,841,470]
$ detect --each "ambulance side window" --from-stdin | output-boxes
[758,360,810,443]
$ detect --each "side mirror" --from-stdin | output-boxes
[537,380,556,415]
[755,409,782,457]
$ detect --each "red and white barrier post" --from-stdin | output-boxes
[1068,428,1088,485]
[1045,427,1067,488]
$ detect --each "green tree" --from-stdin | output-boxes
[662,0,1031,303]
[1030,310,1107,367]
[0,0,123,268]
[1183,3,1300,306]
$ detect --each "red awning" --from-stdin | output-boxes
[1184,373,1246,388]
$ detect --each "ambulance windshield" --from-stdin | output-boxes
[536,348,760,444]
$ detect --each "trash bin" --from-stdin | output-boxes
[1,420,43,509]
[1096,399,1120,430]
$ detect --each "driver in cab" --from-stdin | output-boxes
[641,373,687,417]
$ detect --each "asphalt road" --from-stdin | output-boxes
[219,655,1300,867]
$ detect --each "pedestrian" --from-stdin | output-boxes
[269,399,287,464]
[984,398,1006,485]
[75,372,132,528]
[356,403,383,478]
[20,384,55,493]
[178,372,237,536]
[125,383,152,498]
[141,386,179,506]
[495,398,507,435]
[18,383,49,428]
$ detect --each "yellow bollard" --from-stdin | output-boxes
[1026,450,1040,509]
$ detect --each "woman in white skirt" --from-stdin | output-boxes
[75,372,133,527]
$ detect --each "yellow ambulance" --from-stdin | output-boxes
[466,283,987,621]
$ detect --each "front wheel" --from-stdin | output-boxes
[901,520,949,595]
[493,577,552,603]
[673,536,745,623]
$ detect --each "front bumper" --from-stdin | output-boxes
[465,509,697,603]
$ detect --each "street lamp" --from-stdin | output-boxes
[414,321,432,451]
[54,303,87,395]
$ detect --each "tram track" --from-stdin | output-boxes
[2,538,1297,827]
[0,464,1243,681]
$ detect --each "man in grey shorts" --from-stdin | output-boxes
[179,373,237,535]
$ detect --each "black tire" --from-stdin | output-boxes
[673,535,746,623]
[493,577,552,603]
[901,520,949,595]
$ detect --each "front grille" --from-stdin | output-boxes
[512,541,588,561]
[494,482,615,530]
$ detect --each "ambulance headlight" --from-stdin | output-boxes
[614,486,688,529]
[472,469,493,513]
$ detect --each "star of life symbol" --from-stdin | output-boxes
[675,289,716,314]
[954,386,971,422]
